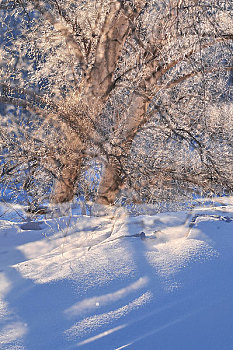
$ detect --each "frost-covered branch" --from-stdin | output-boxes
[0,0,232,208]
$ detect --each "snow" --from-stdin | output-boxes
[0,199,233,349]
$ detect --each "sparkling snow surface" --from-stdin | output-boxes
[0,199,233,349]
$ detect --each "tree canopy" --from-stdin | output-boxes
[0,0,232,210]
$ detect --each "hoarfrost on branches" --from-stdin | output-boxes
[0,0,232,209]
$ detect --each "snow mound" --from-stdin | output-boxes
[0,202,232,349]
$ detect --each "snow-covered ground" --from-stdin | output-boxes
[0,198,233,349]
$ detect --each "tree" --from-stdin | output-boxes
[0,0,232,210]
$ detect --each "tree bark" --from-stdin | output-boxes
[50,124,84,204]
[51,162,81,203]
[97,94,149,204]
[96,161,123,205]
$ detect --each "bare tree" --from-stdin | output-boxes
[0,0,232,209]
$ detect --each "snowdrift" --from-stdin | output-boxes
[0,199,233,349]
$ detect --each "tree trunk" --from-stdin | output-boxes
[96,161,123,205]
[51,162,81,203]
[50,124,83,204]
[97,94,149,204]
[51,2,145,205]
